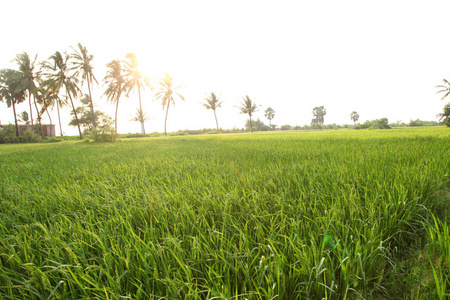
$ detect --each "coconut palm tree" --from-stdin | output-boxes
[123,53,151,134]
[0,69,27,136]
[154,73,184,136]
[103,60,124,135]
[264,107,275,129]
[239,95,258,133]
[13,52,43,137]
[41,51,83,139]
[350,111,359,125]
[203,92,222,133]
[71,43,98,129]
[436,78,450,101]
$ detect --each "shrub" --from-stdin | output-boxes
[91,126,116,142]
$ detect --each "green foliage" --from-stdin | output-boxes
[354,118,391,129]
[69,94,113,133]
[91,125,116,142]
[312,106,326,125]
[437,103,450,127]
[245,118,269,131]
[0,128,448,299]
[280,124,292,130]
[0,124,41,143]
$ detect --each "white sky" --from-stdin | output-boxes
[1,0,449,135]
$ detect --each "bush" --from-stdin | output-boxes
[280,124,292,131]
[0,125,42,143]
[91,126,116,142]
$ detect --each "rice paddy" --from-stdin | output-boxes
[0,127,449,299]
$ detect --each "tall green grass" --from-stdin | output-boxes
[0,127,448,299]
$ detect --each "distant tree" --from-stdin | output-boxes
[264,107,275,129]
[18,111,30,125]
[437,103,450,127]
[69,94,112,133]
[245,118,269,131]
[103,60,125,135]
[154,73,184,136]
[0,69,27,136]
[350,111,359,125]
[123,53,151,134]
[41,51,83,139]
[312,106,326,124]
[203,92,222,133]
[280,124,292,131]
[436,79,450,127]
[130,108,150,129]
[71,43,98,129]
[436,79,450,101]
[239,95,258,133]
[37,78,68,136]
[13,52,43,137]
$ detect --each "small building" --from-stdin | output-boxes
[0,121,56,137]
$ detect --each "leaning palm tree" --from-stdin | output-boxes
[154,73,185,136]
[203,92,222,133]
[239,95,258,133]
[0,69,28,136]
[436,78,450,101]
[123,53,151,134]
[13,52,43,137]
[41,51,83,139]
[71,43,98,129]
[103,60,125,135]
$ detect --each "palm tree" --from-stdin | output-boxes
[71,43,98,129]
[436,79,450,101]
[0,69,27,136]
[264,107,275,129]
[239,95,258,133]
[154,73,185,136]
[103,60,124,135]
[41,51,83,139]
[203,92,222,133]
[13,52,43,137]
[350,111,359,125]
[123,53,151,134]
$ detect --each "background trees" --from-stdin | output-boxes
[203,92,222,133]
[239,96,258,133]
[312,106,326,125]
[350,111,359,125]
[436,78,450,127]
[264,107,275,129]
[103,60,124,135]
[41,51,83,139]
[0,69,27,136]
[123,53,151,134]
[71,43,98,129]
[154,73,184,136]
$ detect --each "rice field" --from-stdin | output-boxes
[0,127,449,299]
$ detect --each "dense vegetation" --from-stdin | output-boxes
[0,128,449,299]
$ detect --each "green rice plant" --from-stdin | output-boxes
[0,127,448,299]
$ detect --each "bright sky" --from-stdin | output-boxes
[1,0,449,135]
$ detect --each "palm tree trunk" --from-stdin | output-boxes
[33,94,44,138]
[28,93,34,132]
[67,89,83,140]
[45,107,53,137]
[249,115,253,133]
[214,109,219,133]
[138,87,145,134]
[115,98,119,137]
[12,101,19,137]
[164,102,170,136]
[56,102,63,136]
[87,79,96,129]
